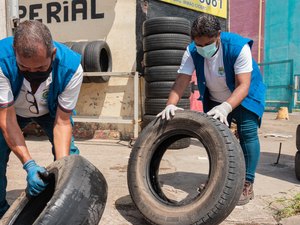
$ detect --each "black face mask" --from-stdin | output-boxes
[19,63,52,84]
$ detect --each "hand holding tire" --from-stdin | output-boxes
[23,160,48,196]
[207,102,232,126]
[156,104,184,120]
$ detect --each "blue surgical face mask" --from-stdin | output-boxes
[196,41,218,58]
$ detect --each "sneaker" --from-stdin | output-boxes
[237,181,254,206]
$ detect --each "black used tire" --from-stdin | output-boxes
[71,41,90,83]
[143,33,191,52]
[145,81,191,98]
[142,114,191,149]
[144,98,190,115]
[1,155,107,225]
[141,114,158,129]
[144,50,185,67]
[296,125,300,150]
[71,41,89,67]
[128,110,245,225]
[144,66,180,82]
[295,151,300,181]
[84,40,112,83]
[143,17,191,36]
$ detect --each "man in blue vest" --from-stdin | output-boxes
[0,20,83,217]
[157,14,266,205]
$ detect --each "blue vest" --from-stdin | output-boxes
[0,37,81,118]
[189,32,266,118]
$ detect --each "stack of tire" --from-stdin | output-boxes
[63,41,112,83]
[142,17,192,149]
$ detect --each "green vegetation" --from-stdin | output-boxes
[272,193,300,221]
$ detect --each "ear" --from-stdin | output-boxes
[216,31,221,46]
[52,48,57,60]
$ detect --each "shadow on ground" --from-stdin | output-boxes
[115,195,150,225]
[256,152,299,184]
[191,137,299,184]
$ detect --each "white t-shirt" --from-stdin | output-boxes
[178,42,253,102]
[0,65,83,117]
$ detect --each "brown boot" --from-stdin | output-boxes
[237,181,254,206]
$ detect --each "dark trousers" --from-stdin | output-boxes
[207,100,261,183]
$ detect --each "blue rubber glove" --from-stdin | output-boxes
[23,160,48,196]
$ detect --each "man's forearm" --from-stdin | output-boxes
[227,73,251,109]
[53,122,72,160]
[166,89,181,105]
[0,108,31,164]
[3,126,31,164]
[167,74,191,105]
[227,83,249,109]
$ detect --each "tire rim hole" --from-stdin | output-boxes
[12,173,56,225]
[149,135,210,206]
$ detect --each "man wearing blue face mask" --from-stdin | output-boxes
[0,20,83,218]
[157,14,266,205]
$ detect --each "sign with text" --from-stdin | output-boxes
[18,0,116,41]
[160,0,227,18]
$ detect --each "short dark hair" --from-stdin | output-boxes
[13,20,54,58]
[191,14,221,40]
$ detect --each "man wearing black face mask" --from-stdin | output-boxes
[19,58,53,89]
[0,20,83,218]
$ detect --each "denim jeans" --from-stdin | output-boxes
[207,100,261,184]
[0,113,79,218]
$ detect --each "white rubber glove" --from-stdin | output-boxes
[207,102,232,126]
[156,104,184,120]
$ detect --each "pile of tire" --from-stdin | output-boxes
[142,17,192,149]
[63,41,112,83]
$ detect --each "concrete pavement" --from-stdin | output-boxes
[4,112,300,224]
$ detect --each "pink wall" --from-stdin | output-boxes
[229,0,265,63]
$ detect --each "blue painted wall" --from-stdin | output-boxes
[263,0,300,111]
[265,0,300,74]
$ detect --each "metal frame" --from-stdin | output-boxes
[73,72,140,139]
[258,59,294,112]
[6,0,19,36]
[294,74,300,109]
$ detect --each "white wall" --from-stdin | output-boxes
[76,0,138,138]
[0,0,7,38]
